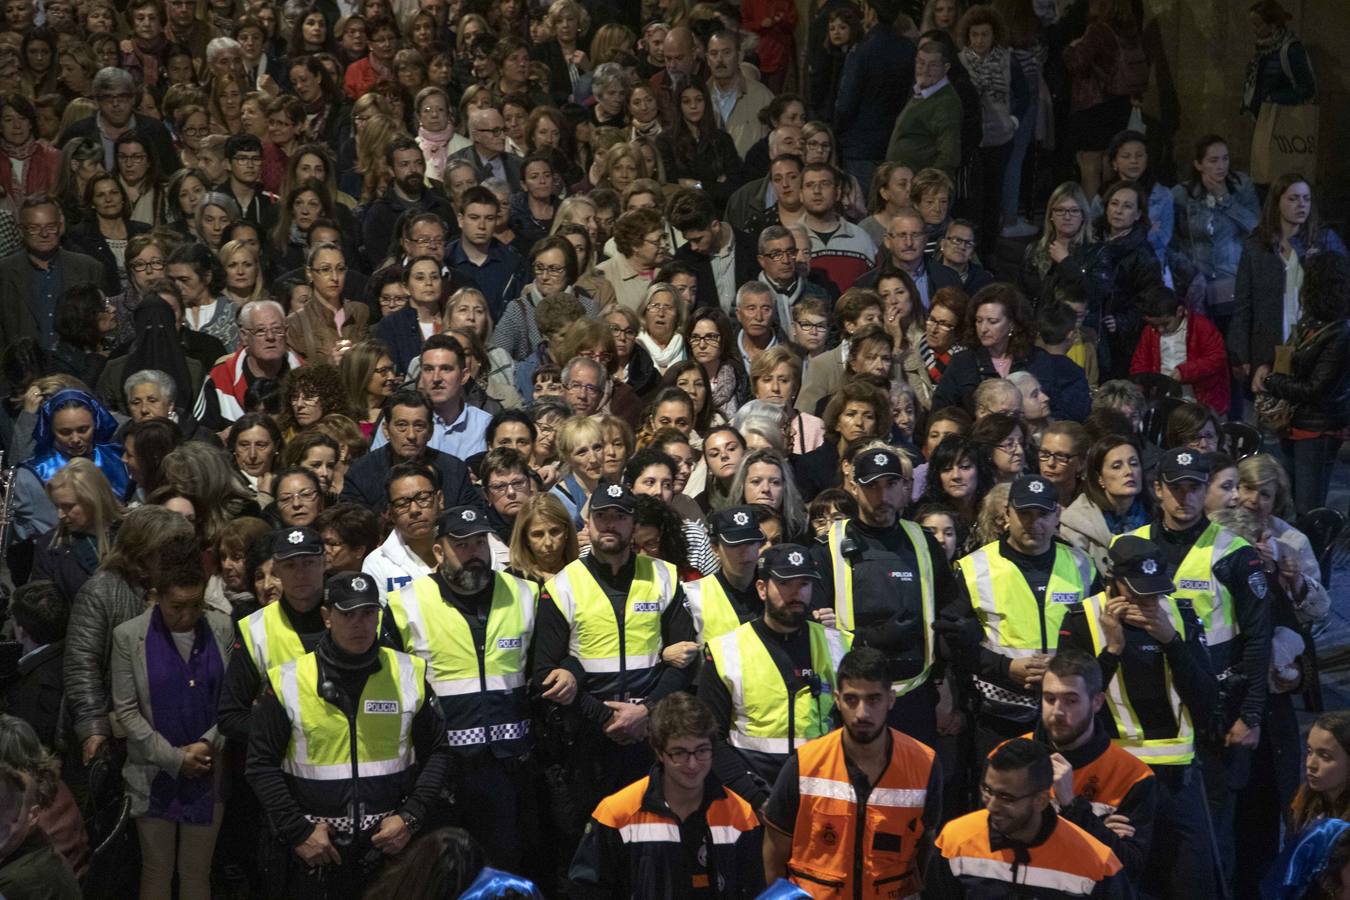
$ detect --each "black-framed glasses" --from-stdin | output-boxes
[688,333,722,346]
[944,235,975,249]
[533,264,566,277]
[795,320,828,333]
[661,745,713,764]
[980,782,1041,805]
[488,477,530,495]
[760,248,792,262]
[21,223,58,236]
[1038,449,1079,466]
[390,490,436,511]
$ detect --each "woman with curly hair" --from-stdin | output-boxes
[275,363,349,438]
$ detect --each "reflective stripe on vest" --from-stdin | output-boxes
[1118,523,1246,645]
[240,601,307,675]
[545,555,676,677]
[684,576,744,644]
[827,518,936,696]
[935,810,1121,896]
[273,647,425,781]
[789,728,934,900]
[386,574,536,750]
[1080,591,1195,765]
[708,622,849,756]
[959,542,1094,658]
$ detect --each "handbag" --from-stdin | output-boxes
[1255,321,1335,433]
[1250,43,1319,183]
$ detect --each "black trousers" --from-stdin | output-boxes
[1144,762,1219,900]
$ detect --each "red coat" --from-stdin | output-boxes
[1130,311,1230,415]
[741,0,797,75]
[0,143,59,210]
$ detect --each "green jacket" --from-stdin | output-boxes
[0,833,82,900]
[886,83,963,175]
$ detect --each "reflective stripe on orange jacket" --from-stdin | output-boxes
[935,809,1122,896]
[787,727,935,899]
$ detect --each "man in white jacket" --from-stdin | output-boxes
[362,461,443,603]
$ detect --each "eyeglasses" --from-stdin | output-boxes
[381,293,412,307]
[1038,449,1080,466]
[293,394,322,407]
[408,235,443,247]
[944,235,975,249]
[533,263,566,277]
[310,264,347,277]
[927,316,957,332]
[565,381,602,395]
[646,302,675,314]
[688,333,722,346]
[795,320,828,333]
[488,477,530,495]
[21,223,58,236]
[1050,207,1083,218]
[609,324,637,339]
[641,235,668,248]
[247,326,287,338]
[390,490,436,511]
[125,258,163,275]
[662,745,713,764]
[278,487,319,504]
[182,126,210,137]
[760,248,793,262]
[994,439,1023,454]
[980,782,1041,805]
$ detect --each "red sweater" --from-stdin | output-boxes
[1130,311,1230,415]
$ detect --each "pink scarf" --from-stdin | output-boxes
[418,124,453,179]
[1,138,37,161]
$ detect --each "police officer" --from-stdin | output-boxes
[684,505,768,645]
[1058,535,1219,900]
[1114,446,1271,886]
[382,505,569,873]
[1030,649,1158,883]
[246,572,449,900]
[220,526,329,741]
[761,647,942,899]
[950,474,1099,755]
[698,544,851,809]
[533,478,697,807]
[811,447,957,744]
[933,738,1130,898]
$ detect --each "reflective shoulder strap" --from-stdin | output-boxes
[545,568,576,623]
[684,579,706,637]
[827,519,853,631]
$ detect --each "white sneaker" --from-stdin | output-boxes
[1001,219,1039,238]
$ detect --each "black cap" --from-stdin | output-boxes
[853,448,906,485]
[1108,536,1175,596]
[1159,448,1209,484]
[323,570,381,611]
[757,543,821,581]
[1009,474,1058,512]
[437,505,494,539]
[272,526,323,560]
[709,506,766,545]
[589,478,636,515]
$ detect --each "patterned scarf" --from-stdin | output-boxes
[1,137,37,161]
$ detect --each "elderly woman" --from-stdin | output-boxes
[285,243,370,365]
[112,561,233,900]
[1237,454,1330,626]
[550,415,606,528]
[537,0,594,106]
[792,379,891,502]
[167,243,239,352]
[750,345,824,456]
[635,282,687,375]
[493,236,598,362]
[588,62,631,129]
[604,303,659,399]
[1058,434,1149,573]
[65,506,197,766]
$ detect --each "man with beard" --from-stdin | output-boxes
[811,448,957,745]
[382,506,572,874]
[1058,534,1219,900]
[1024,650,1157,884]
[698,544,850,810]
[762,647,941,896]
[568,693,764,898]
[534,479,696,841]
[948,475,1099,758]
[359,137,457,273]
[933,738,1129,898]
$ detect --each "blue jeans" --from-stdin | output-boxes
[1001,95,1039,222]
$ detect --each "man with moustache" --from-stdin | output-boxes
[382,506,573,873]
[1058,534,1220,900]
[933,738,1130,898]
[360,137,457,272]
[948,475,1099,757]
[534,479,696,814]
[1021,650,1158,883]
[699,544,850,810]
[812,448,957,745]
[762,647,942,898]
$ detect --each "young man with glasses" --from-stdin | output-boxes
[219,133,276,230]
[195,298,301,430]
[362,462,444,602]
[569,692,763,898]
[0,194,102,350]
[933,738,1128,897]
[932,218,995,294]
[59,66,176,174]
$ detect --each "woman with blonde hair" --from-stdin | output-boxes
[353,113,406,203]
[970,481,1012,549]
[727,447,809,541]
[749,345,825,455]
[1019,181,1094,303]
[1237,453,1330,625]
[33,458,124,602]
[550,415,606,528]
[216,239,265,308]
[508,493,579,583]
[443,287,515,400]
[596,141,646,194]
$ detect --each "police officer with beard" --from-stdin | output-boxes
[381,506,572,874]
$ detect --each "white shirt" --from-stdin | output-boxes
[1281,248,1303,343]
[362,530,434,603]
[1158,318,1193,400]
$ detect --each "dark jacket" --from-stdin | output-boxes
[834,23,916,162]
[929,260,996,296]
[0,248,106,349]
[0,831,82,900]
[359,183,459,271]
[932,345,1091,422]
[31,529,100,604]
[1230,228,1347,369]
[61,220,152,294]
[448,145,524,193]
[1263,318,1350,434]
[669,130,743,211]
[674,229,761,314]
[2,641,64,749]
[59,113,178,176]
[340,446,485,515]
[372,306,425,375]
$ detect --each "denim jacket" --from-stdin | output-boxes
[1170,173,1262,281]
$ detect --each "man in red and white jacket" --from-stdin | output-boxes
[194,299,301,430]
[1130,285,1230,415]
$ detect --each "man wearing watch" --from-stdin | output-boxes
[1057,535,1220,900]
[246,572,449,900]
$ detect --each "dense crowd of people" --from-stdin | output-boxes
[0,0,1345,896]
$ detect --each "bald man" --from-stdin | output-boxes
[650,26,709,128]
